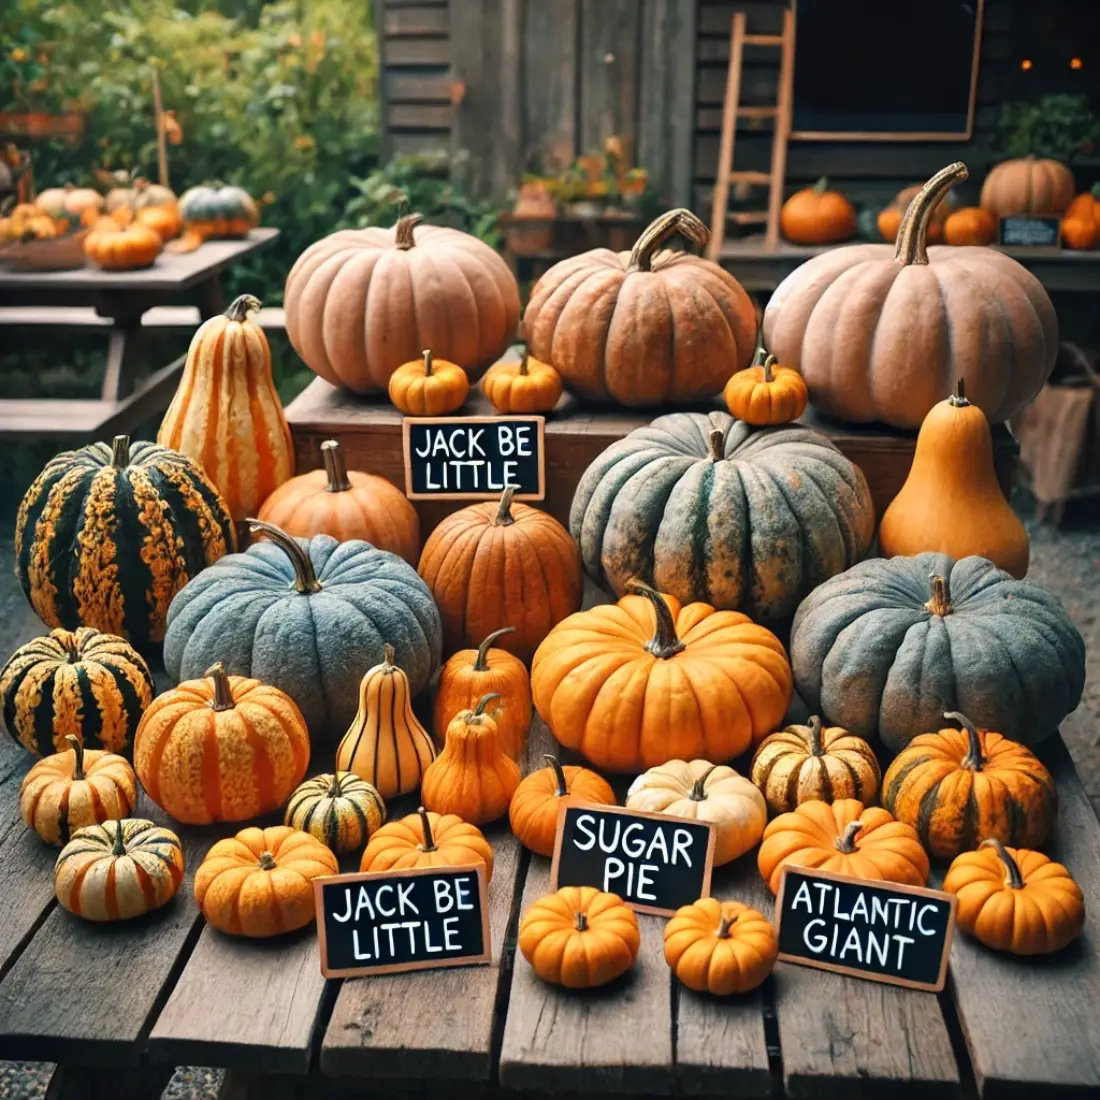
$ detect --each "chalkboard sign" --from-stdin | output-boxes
[774,867,957,992]
[314,864,491,978]
[998,216,1062,248]
[550,804,715,917]
[402,416,546,501]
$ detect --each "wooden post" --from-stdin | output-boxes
[151,67,169,189]
[706,12,745,261]
[765,9,796,250]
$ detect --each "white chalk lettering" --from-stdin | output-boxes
[804,918,828,952]
[791,881,814,912]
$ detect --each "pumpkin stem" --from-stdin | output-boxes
[394,213,423,250]
[321,440,351,493]
[981,837,1024,889]
[471,692,502,720]
[381,643,397,670]
[544,754,569,797]
[574,911,589,932]
[246,519,323,594]
[690,763,721,801]
[626,578,685,659]
[835,819,863,853]
[206,662,235,711]
[110,435,131,469]
[111,821,127,857]
[326,773,343,799]
[717,913,736,938]
[925,574,952,618]
[894,162,968,266]
[762,354,777,383]
[258,851,277,871]
[422,349,434,377]
[494,486,517,526]
[812,177,829,195]
[947,711,985,770]
[474,627,516,671]
[807,716,824,757]
[627,208,709,273]
[519,351,530,376]
[949,378,970,408]
[417,806,437,852]
[707,428,725,462]
[66,734,85,781]
[224,294,261,322]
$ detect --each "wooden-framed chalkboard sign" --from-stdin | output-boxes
[402,416,546,501]
[774,866,957,992]
[549,803,715,917]
[998,216,1062,248]
[313,863,491,978]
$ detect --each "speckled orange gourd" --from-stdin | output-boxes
[134,663,310,825]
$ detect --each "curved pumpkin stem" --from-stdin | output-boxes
[627,208,709,273]
[925,574,952,618]
[895,162,968,267]
[66,734,85,780]
[111,821,127,857]
[835,819,863,853]
[949,378,970,408]
[246,519,323,594]
[494,486,517,527]
[380,643,397,670]
[947,711,985,771]
[474,627,515,671]
[225,294,261,322]
[626,578,685,660]
[471,692,501,721]
[417,805,437,852]
[258,850,277,870]
[717,912,736,938]
[110,434,131,469]
[690,763,721,801]
[544,754,569,797]
[321,440,352,493]
[206,662,235,711]
[981,837,1024,889]
[807,716,824,757]
[574,910,589,932]
[422,349,434,377]
[394,213,423,250]
[707,428,726,462]
[762,354,777,383]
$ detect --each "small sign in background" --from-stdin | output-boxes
[998,216,1062,248]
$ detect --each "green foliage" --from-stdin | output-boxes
[995,94,1100,163]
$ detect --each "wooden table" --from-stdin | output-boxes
[0,584,1097,1100]
[0,229,279,440]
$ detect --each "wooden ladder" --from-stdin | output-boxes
[706,8,795,259]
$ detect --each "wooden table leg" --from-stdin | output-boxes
[198,274,226,319]
[101,319,144,402]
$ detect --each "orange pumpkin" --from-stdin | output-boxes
[136,202,182,242]
[943,206,997,246]
[723,347,808,425]
[481,350,563,414]
[1064,185,1100,230]
[877,182,951,243]
[1062,212,1100,250]
[84,219,161,270]
[780,179,856,245]
[980,157,1075,217]
[388,348,470,416]
[360,805,494,882]
[509,754,617,857]
[664,898,777,995]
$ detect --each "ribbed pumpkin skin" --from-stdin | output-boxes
[664,899,777,995]
[16,438,236,648]
[158,295,294,522]
[790,553,1086,751]
[134,669,310,826]
[164,531,442,743]
[509,757,616,857]
[571,412,875,626]
[360,808,495,882]
[285,772,386,854]
[0,627,153,756]
[980,158,1075,216]
[54,819,184,921]
[284,215,520,394]
[178,184,259,237]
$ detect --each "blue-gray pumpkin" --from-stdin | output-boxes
[164,521,442,743]
[790,553,1085,751]
[570,411,875,625]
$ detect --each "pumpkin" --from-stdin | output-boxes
[790,553,1085,751]
[194,825,337,938]
[135,203,181,241]
[16,435,236,648]
[1062,211,1100,250]
[164,520,442,742]
[134,662,310,825]
[758,799,929,893]
[980,157,1075,217]
[878,380,1029,577]
[40,183,103,220]
[570,411,875,624]
[284,213,520,395]
[54,819,184,921]
[34,186,75,220]
[158,294,294,524]
[1064,184,1100,230]
[285,772,386,854]
[626,760,767,866]
[943,206,996,246]
[20,735,137,846]
[387,349,470,416]
[360,805,494,882]
[421,693,521,825]
[763,162,1059,429]
[664,898,777,995]
[508,753,616,857]
[722,347,808,426]
[750,716,880,814]
[256,439,420,564]
[418,487,582,663]
[2,207,58,241]
[335,644,436,799]
[178,183,260,239]
[943,839,1084,955]
[433,626,531,758]
[481,349,563,414]
[780,178,856,245]
[132,180,178,210]
[84,218,162,270]
[882,711,1056,860]
[523,208,756,406]
[531,581,792,772]
[0,627,153,756]
[518,886,640,988]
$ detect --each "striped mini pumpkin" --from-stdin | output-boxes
[158,294,294,523]
[54,818,184,921]
[15,435,236,649]
[285,772,386,853]
[0,627,154,756]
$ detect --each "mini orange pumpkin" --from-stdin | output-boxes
[509,754,617,857]
[136,202,182,242]
[481,350,563,414]
[943,206,996,246]
[1062,212,1099,250]
[84,219,162,270]
[664,898,777,995]
[388,348,469,416]
[723,347,808,426]
[359,805,494,882]
[780,178,856,245]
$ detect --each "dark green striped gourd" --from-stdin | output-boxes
[285,772,386,854]
[570,411,876,626]
[15,435,236,649]
[0,627,154,756]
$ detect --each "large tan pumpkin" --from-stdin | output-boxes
[980,157,1075,217]
[523,209,757,406]
[284,214,520,394]
[763,162,1059,429]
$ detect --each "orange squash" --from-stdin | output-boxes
[84,219,161,270]
[509,754,616,857]
[1062,211,1100,250]
[481,350,563,414]
[723,347,808,425]
[664,898,777,995]
[780,178,856,245]
[388,348,470,416]
[980,157,1075,216]
[136,202,182,242]
[943,206,996,246]
[360,805,494,882]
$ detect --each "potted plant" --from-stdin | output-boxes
[507,174,556,256]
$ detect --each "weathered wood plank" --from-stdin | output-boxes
[521,0,578,173]
[389,131,450,158]
[382,4,449,37]
[387,103,454,129]
[697,65,778,106]
[384,39,451,66]
[384,70,455,102]
[579,0,641,157]
[697,1,787,37]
